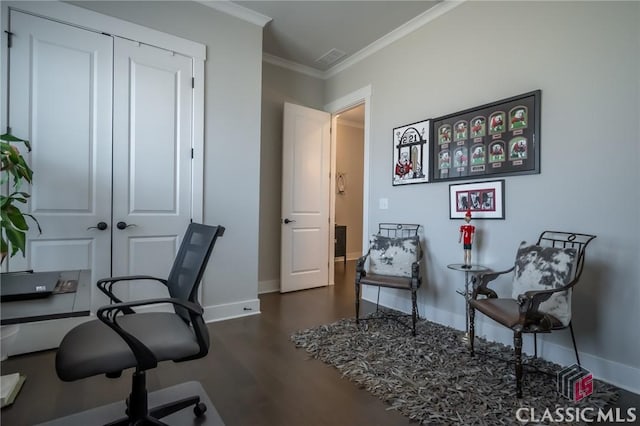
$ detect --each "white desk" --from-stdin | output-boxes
[1,270,91,407]
[1,270,91,325]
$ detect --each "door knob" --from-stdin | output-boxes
[283,218,296,224]
[87,221,108,231]
[116,221,136,230]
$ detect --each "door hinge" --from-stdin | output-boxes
[192,77,194,88]
[191,148,194,158]
[5,31,13,48]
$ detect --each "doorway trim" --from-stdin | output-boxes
[325,85,372,285]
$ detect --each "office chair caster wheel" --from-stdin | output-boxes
[194,402,207,417]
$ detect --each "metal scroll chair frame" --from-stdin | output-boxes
[355,223,423,336]
[468,231,596,398]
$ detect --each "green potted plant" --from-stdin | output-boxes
[1,132,41,262]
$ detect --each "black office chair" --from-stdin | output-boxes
[55,223,225,425]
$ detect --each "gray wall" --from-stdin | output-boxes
[324,1,639,390]
[258,62,324,291]
[69,1,264,316]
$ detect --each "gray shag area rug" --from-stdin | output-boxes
[291,315,619,425]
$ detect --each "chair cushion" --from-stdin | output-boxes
[360,273,413,290]
[470,298,521,328]
[56,312,201,382]
[368,234,420,278]
[511,242,577,326]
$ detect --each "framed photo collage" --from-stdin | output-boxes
[392,90,540,186]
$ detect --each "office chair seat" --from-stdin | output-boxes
[56,312,200,382]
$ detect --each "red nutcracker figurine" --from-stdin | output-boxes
[458,209,475,269]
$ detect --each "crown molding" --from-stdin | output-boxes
[197,1,272,27]
[325,0,465,78]
[263,53,326,79]
[262,0,465,80]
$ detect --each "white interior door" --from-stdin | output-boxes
[7,11,113,291]
[280,103,331,293]
[6,10,113,353]
[112,38,194,303]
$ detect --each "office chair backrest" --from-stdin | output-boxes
[167,223,225,325]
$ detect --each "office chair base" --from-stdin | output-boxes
[35,381,224,426]
[107,398,204,425]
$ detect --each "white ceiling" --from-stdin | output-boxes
[203,1,441,75]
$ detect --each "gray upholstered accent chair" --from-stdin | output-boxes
[355,223,423,336]
[468,231,596,398]
[55,223,225,425]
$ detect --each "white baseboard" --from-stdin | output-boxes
[364,293,640,394]
[203,298,261,323]
[258,279,280,294]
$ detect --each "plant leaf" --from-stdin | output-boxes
[0,133,31,151]
[4,226,26,257]
[5,204,29,230]
[1,234,8,254]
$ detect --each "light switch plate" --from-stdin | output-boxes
[379,198,388,209]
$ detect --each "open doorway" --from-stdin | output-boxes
[332,104,364,285]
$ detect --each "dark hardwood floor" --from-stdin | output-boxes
[1,260,637,425]
[1,261,410,426]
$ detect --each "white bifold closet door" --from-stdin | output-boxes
[7,11,114,297]
[7,10,194,353]
[112,38,193,305]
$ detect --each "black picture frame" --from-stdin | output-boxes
[449,179,505,220]
[431,90,540,183]
[392,119,430,186]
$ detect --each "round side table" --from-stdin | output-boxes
[447,263,489,343]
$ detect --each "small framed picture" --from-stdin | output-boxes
[392,119,430,186]
[449,179,505,219]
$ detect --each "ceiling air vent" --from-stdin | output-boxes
[315,48,347,67]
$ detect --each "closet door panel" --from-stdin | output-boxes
[129,60,178,213]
